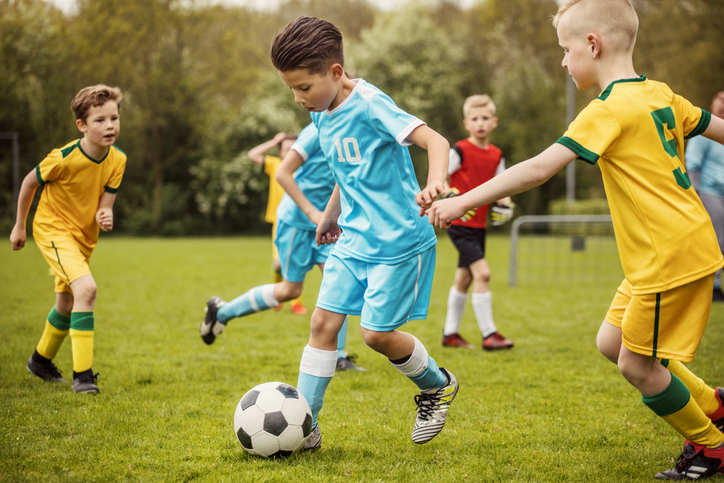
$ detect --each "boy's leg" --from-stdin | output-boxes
[364,329,457,444]
[334,316,367,372]
[470,258,513,351]
[297,308,347,439]
[442,269,473,348]
[28,292,73,383]
[69,274,99,394]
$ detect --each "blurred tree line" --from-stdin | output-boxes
[1,0,723,236]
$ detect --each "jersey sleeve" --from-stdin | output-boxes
[291,123,321,162]
[556,100,621,165]
[367,94,425,146]
[448,146,462,175]
[675,94,710,139]
[495,156,506,176]
[35,149,64,185]
[105,153,127,193]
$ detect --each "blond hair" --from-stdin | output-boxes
[552,0,638,53]
[463,94,497,118]
[71,84,123,121]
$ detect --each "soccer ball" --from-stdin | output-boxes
[233,382,313,458]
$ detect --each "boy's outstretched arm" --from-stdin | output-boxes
[247,132,287,166]
[702,113,724,145]
[427,143,577,229]
[96,191,117,232]
[276,150,324,226]
[316,184,342,246]
[10,170,41,250]
[407,125,450,213]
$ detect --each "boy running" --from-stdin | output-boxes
[427,1,724,479]
[271,16,458,449]
[10,85,127,395]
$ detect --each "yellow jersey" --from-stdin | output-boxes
[263,155,285,224]
[33,139,127,250]
[557,76,722,294]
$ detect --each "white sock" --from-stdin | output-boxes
[472,291,497,338]
[443,287,468,336]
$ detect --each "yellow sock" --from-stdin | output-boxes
[36,308,70,359]
[662,398,724,448]
[643,373,724,449]
[661,359,719,415]
[70,312,94,373]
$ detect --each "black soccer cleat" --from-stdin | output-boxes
[200,296,226,345]
[26,356,66,383]
[654,440,724,480]
[72,370,99,394]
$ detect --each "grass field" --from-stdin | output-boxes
[1,235,722,482]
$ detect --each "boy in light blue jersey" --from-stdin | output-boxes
[271,16,459,449]
[200,123,365,371]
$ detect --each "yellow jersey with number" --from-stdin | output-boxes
[557,76,722,295]
[263,155,285,224]
[33,139,127,250]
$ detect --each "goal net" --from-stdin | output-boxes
[508,215,623,287]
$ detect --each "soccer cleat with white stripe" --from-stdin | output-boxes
[411,368,459,444]
[654,441,724,480]
[200,296,226,345]
[303,424,321,451]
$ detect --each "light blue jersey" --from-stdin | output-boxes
[310,79,437,263]
[687,135,724,197]
[276,123,335,231]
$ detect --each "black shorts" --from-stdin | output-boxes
[448,225,487,268]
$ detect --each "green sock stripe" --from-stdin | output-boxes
[659,358,670,368]
[48,307,71,331]
[642,374,690,417]
[70,312,94,331]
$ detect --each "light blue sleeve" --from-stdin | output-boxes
[291,123,320,161]
[367,95,425,146]
[685,135,707,174]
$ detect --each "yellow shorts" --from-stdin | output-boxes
[271,220,279,260]
[35,236,93,293]
[605,276,714,362]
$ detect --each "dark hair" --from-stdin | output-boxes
[270,17,344,74]
[71,84,123,121]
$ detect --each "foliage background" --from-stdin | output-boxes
[1,0,723,236]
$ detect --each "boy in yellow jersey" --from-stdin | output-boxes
[10,85,126,395]
[247,133,308,315]
[426,0,724,479]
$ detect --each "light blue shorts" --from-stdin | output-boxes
[316,245,436,332]
[275,220,332,283]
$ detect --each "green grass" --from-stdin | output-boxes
[1,235,722,482]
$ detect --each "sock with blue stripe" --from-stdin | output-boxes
[391,335,447,390]
[297,345,337,428]
[216,284,279,324]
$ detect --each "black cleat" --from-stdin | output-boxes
[200,296,226,345]
[72,370,99,394]
[26,356,66,383]
[654,441,724,480]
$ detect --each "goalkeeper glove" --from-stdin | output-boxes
[439,188,477,222]
[490,201,516,226]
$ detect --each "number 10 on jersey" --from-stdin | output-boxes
[334,137,362,163]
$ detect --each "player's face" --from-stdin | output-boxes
[279,68,339,112]
[77,101,120,148]
[557,16,596,90]
[463,107,498,142]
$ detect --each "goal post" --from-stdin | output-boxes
[508,214,621,287]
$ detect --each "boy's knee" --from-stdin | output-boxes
[71,277,97,304]
[278,281,303,301]
[360,329,388,351]
[597,333,620,364]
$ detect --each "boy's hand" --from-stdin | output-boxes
[273,132,287,144]
[9,225,26,250]
[96,208,114,231]
[426,196,470,229]
[416,181,447,215]
[440,188,477,222]
[316,216,341,246]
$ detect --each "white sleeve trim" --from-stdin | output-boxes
[448,148,461,175]
[495,156,506,176]
[396,119,426,146]
[291,145,309,161]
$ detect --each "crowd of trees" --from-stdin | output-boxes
[1,0,723,235]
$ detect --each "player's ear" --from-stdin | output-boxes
[587,33,601,59]
[329,64,344,81]
[76,118,88,133]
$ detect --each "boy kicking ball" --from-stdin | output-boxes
[427,0,724,479]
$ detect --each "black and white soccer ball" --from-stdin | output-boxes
[234,382,313,458]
